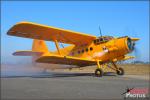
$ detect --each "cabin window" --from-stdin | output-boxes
[90,47,93,51]
[82,49,84,53]
[72,52,74,55]
[85,48,88,52]
[96,39,99,42]
[99,38,103,42]
[78,51,80,54]
[94,40,96,44]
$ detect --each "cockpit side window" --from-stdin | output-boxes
[93,36,114,45]
[94,40,96,44]
[99,38,103,42]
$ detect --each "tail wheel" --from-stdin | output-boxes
[116,67,124,75]
[95,68,103,77]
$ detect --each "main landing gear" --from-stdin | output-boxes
[95,61,104,77]
[116,67,124,75]
[111,61,124,75]
[94,61,124,77]
[95,68,103,77]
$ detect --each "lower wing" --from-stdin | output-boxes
[115,56,135,61]
[36,55,97,67]
[122,56,135,60]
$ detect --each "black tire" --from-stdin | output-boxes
[95,68,103,77]
[116,67,124,75]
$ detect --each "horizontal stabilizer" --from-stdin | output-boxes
[36,55,96,67]
[13,51,43,56]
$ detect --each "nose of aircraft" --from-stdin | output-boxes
[113,36,140,55]
[127,37,140,52]
[127,37,134,51]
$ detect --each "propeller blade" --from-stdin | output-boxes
[132,43,141,60]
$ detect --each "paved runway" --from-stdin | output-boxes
[1,72,149,100]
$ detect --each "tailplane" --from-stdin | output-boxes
[13,39,50,64]
[13,39,49,56]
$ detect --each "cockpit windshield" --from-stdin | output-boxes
[93,36,114,44]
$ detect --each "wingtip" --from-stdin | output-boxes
[16,21,32,25]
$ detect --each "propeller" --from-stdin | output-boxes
[132,41,141,61]
[128,38,141,62]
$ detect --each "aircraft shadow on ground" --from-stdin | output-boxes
[1,72,117,78]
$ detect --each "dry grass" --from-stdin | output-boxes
[118,64,149,75]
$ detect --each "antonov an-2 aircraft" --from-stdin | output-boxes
[7,22,139,77]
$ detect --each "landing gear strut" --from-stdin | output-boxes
[94,61,125,77]
[95,60,104,77]
[111,61,124,76]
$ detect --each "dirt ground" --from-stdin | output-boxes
[1,63,149,76]
[54,64,150,75]
[1,64,149,100]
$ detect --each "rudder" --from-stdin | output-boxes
[32,39,49,53]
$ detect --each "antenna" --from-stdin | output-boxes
[99,26,102,37]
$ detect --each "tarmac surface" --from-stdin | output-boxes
[1,72,149,100]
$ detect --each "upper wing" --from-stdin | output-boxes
[36,55,96,67]
[7,22,96,45]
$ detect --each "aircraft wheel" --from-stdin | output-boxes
[116,67,124,75]
[95,68,103,77]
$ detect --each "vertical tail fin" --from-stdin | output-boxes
[32,39,49,53]
[32,39,49,64]
[12,39,50,65]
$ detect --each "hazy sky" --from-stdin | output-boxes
[1,1,149,63]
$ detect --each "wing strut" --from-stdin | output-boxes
[54,40,61,55]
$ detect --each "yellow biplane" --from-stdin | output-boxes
[7,22,139,77]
